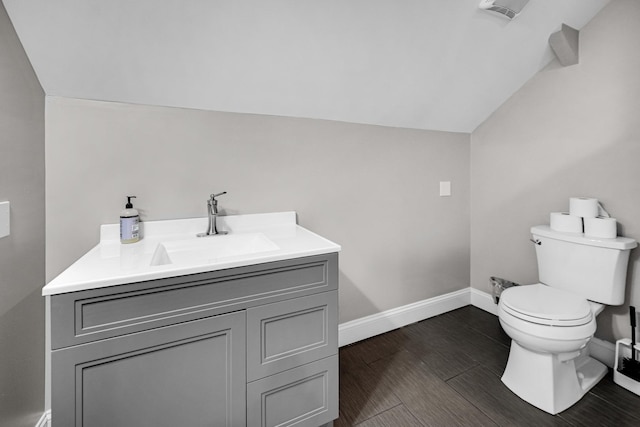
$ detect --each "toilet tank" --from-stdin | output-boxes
[531,226,637,305]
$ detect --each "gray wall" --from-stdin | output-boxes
[46,98,470,324]
[0,1,45,426]
[8,0,640,424]
[471,0,640,343]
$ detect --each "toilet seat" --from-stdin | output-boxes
[501,284,592,327]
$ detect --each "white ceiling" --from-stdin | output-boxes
[3,0,609,133]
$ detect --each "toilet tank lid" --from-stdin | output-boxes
[531,225,637,250]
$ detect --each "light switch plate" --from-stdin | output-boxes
[0,201,9,238]
[439,181,451,197]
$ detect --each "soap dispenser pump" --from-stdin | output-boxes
[120,196,140,244]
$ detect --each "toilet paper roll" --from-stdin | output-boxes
[569,197,599,218]
[550,212,583,233]
[584,216,617,238]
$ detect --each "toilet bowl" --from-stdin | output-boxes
[498,284,606,414]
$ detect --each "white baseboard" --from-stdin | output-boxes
[338,288,470,347]
[589,336,616,368]
[35,411,50,427]
[339,286,617,369]
[470,287,498,315]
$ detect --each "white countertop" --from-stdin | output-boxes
[43,212,341,296]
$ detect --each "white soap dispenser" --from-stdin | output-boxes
[120,196,140,244]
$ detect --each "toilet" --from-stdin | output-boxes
[498,225,637,415]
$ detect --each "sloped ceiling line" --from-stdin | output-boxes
[2,0,609,133]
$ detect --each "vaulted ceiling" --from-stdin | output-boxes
[3,0,609,133]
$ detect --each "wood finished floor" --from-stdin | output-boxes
[336,306,640,427]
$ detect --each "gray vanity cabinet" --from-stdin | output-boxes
[50,253,338,427]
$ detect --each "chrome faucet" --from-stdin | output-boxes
[197,192,228,237]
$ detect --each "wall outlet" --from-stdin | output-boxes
[439,181,451,197]
[0,201,9,238]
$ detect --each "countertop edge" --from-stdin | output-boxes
[42,247,340,296]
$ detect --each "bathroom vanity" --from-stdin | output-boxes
[43,212,340,427]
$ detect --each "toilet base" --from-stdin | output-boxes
[501,340,607,414]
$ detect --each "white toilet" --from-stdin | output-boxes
[498,225,637,415]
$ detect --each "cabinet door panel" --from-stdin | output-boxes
[247,291,338,381]
[247,356,338,427]
[52,311,246,427]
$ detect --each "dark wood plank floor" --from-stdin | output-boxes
[337,306,640,426]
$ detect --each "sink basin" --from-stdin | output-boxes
[150,233,279,266]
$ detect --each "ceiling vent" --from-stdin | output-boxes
[479,0,530,19]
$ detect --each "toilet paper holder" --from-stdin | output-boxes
[490,276,520,304]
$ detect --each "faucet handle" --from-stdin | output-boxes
[210,191,227,200]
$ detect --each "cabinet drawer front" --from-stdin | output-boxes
[247,355,338,427]
[247,291,338,381]
[51,253,338,349]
